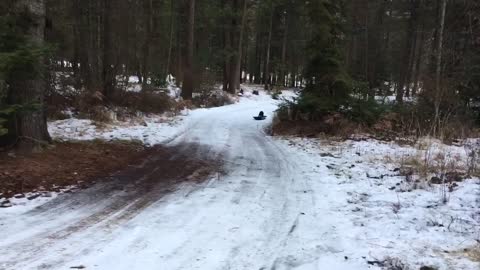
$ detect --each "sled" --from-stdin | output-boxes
[253,116,267,121]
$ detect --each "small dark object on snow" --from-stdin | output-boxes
[448,182,458,192]
[14,194,25,199]
[420,266,438,270]
[0,200,12,208]
[252,90,259,95]
[253,111,267,120]
[27,193,41,200]
[430,176,443,184]
[366,172,384,179]
[70,266,86,269]
[367,260,384,267]
[238,89,244,96]
[319,152,336,158]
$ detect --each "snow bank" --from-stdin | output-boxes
[48,114,187,146]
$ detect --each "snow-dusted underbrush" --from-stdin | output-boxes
[192,87,236,108]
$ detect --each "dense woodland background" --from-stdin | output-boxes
[1,0,480,151]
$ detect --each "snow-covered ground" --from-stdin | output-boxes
[274,138,479,269]
[48,115,186,146]
[0,86,478,270]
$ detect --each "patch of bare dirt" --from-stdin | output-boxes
[42,142,223,234]
[0,141,147,198]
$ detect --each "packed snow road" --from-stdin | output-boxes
[0,91,364,270]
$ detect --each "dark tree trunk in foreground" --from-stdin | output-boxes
[8,0,51,151]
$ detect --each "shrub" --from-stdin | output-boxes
[108,88,173,114]
[72,88,173,122]
[192,90,233,108]
[276,102,292,121]
[388,96,477,141]
[137,91,173,113]
[344,98,389,126]
[271,91,281,100]
[191,69,233,108]
[150,74,167,88]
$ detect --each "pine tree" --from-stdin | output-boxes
[297,0,351,118]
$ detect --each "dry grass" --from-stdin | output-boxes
[450,246,480,263]
[389,139,477,203]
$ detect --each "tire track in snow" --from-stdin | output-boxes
[219,134,306,269]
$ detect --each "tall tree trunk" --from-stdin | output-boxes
[223,24,229,92]
[182,0,195,100]
[95,0,103,89]
[242,32,249,84]
[86,0,98,92]
[142,0,154,91]
[370,0,386,92]
[404,0,419,98]
[9,0,51,151]
[253,31,262,84]
[280,5,289,87]
[227,0,239,93]
[72,0,86,90]
[364,1,369,88]
[433,0,447,136]
[165,0,175,78]
[222,0,230,91]
[412,3,426,96]
[384,0,393,87]
[102,0,115,98]
[174,10,183,87]
[234,0,248,90]
[264,6,274,90]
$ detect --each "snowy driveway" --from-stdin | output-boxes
[0,90,478,270]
